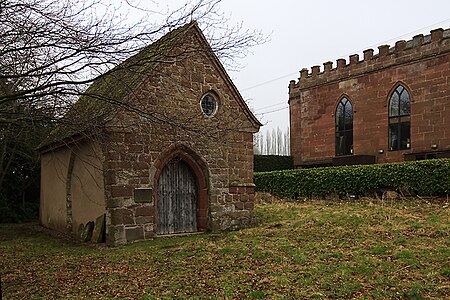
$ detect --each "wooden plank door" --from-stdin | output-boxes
[157,158,198,235]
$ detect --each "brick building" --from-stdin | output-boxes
[39,22,261,245]
[289,28,450,168]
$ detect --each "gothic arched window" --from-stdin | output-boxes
[335,97,353,156]
[388,85,411,151]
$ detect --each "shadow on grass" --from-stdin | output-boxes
[0,222,83,248]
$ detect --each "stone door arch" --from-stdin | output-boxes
[154,146,209,234]
[157,158,197,234]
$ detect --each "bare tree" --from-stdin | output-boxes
[276,127,282,155]
[253,132,262,155]
[284,127,290,155]
[0,0,265,219]
[0,0,264,125]
[270,128,276,155]
[254,127,291,156]
[264,130,271,155]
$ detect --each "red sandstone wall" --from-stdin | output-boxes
[289,28,450,166]
[101,26,259,245]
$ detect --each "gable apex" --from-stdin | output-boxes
[188,23,262,130]
[39,21,260,151]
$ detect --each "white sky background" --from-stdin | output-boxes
[217,0,450,134]
[113,0,450,134]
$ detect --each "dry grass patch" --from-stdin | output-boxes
[1,197,449,299]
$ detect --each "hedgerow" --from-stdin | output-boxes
[254,155,293,172]
[254,159,450,198]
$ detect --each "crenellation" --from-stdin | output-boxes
[291,28,449,90]
[349,54,359,65]
[395,40,406,52]
[363,49,374,60]
[300,68,309,79]
[289,27,450,168]
[412,34,424,47]
[311,65,320,77]
[431,28,444,42]
[323,61,333,72]
[289,80,296,88]
[378,44,390,57]
[336,58,346,69]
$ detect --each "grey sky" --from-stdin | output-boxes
[113,0,450,133]
[217,0,450,133]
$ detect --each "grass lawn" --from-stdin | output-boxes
[1,197,449,299]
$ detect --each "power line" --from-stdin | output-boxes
[241,20,450,93]
[241,72,298,92]
[257,106,288,115]
[255,101,287,112]
[249,20,450,118]
[345,18,450,57]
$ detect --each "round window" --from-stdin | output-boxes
[200,93,218,117]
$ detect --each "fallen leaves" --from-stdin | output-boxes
[0,198,449,299]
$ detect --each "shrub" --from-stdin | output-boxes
[254,155,293,172]
[254,159,450,198]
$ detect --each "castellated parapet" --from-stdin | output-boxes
[289,28,450,94]
[288,27,450,168]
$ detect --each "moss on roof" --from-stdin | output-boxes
[39,21,196,149]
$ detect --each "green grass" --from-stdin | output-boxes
[1,197,449,299]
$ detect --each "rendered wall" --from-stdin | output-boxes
[40,148,71,232]
[289,28,450,167]
[70,141,106,234]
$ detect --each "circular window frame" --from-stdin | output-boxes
[200,92,218,117]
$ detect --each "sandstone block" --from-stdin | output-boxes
[110,208,134,225]
[126,227,144,243]
[136,216,152,224]
[135,205,153,217]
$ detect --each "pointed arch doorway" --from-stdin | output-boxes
[155,147,209,235]
[157,158,197,234]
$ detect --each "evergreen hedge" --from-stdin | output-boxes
[254,155,293,172]
[254,159,450,198]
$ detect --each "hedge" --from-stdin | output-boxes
[254,158,450,198]
[254,155,293,172]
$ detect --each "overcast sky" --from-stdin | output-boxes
[214,0,450,134]
[117,0,450,134]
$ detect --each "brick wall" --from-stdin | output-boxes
[101,26,259,245]
[289,28,450,167]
